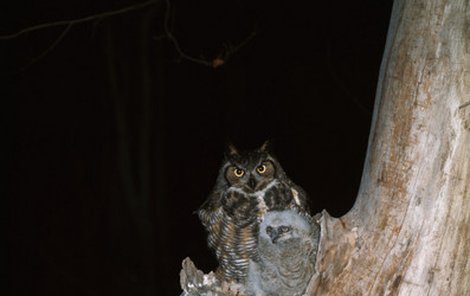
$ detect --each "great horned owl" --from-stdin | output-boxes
[247,209,320,296]
[198,142,310,283]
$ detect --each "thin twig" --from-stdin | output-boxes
[163,0,212,66]
[223,30,257,58]
[163,0,256,68]
[19,23,72,71]
[0,0,158,40]
[3,0,256,69]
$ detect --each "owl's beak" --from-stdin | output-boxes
[248,176,257,190]
[269,229,280,244]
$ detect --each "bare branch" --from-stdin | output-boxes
[3,0,256,69]
[162,0,256,68]
[223,30,257,58]
[163,0,212,67]
[0,0,158,40]
[19,23,72,71]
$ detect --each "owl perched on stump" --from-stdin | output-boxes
[198,142,311,283]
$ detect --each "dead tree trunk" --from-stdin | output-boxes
[308,0,470,294]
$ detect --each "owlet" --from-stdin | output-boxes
[247,209,320,296]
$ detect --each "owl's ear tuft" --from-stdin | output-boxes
[226,143,239,156]
[259,140,271,152]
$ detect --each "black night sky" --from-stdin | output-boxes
[5,0,393,295]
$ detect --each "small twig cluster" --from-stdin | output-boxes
[161,0,256,68]
[1,0,256,69]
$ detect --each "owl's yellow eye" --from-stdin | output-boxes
[256,164,267,174]
[234,168,245,177]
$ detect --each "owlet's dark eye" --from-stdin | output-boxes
[266,226,273,235]
[256,164,267,174]
[234,168,245,177]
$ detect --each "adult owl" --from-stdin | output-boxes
[198,142,310,283]
[246,209,320,296]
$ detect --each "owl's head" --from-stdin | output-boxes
[260,209,312,244]
[222,141,280,192]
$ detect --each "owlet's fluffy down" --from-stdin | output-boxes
[247,209,320,296]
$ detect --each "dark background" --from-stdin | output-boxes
[5,0,393,295]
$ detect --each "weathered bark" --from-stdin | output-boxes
[308,0,470,295]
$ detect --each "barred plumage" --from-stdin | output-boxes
[198,142,310,283]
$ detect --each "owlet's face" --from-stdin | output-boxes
[260,210,311,244]
[224,145,277,192]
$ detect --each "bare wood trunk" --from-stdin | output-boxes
[308,0,470,294]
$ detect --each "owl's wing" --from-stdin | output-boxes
[288,182,311,214]
[198,190,223,228]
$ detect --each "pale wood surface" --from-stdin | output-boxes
[306,0,470,295]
